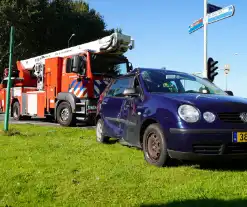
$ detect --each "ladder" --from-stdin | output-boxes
[20,32,134,70]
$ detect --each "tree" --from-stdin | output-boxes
[0,0,120,78]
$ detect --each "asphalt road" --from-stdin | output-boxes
[0,113,96,129]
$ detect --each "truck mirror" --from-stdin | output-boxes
[127,62,133,72]
[72,56,80,73]
[71,56,86,74]
[129,38,135,50]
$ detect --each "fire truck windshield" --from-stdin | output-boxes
[90,54,129,76]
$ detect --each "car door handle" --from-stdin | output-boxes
[102,101,107,105]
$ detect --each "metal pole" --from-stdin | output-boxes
[203,0,208,78]
[4,26,15,131]
[68,39,70,48]
[68,34,75,48]
[225,75,228,91]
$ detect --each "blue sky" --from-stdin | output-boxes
[87,0,247,97]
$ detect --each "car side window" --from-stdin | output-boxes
[107,77,134,97]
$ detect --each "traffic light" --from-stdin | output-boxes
[207,57,218,82]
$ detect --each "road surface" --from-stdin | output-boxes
[0,113,95,129]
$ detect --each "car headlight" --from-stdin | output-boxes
[178,104,200,123]
[203,111,216,123]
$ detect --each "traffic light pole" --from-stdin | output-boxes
[203,0,208,78]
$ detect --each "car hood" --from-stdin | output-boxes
[154,93,247,112]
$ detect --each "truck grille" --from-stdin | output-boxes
[217,112,243,123]
[193,143,247,155]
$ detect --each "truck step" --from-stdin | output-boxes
[76,117,86,121]
[76,103,85,105]
[76,111,85,114]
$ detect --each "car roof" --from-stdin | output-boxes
[123,67,190,77]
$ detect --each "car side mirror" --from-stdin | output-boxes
[123,88,139,97]
[225,90,234,96]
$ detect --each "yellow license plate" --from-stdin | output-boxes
[233,132,247,143]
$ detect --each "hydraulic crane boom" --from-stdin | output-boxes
[20,32,134,70]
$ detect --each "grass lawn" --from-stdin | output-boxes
[1,124,247,207]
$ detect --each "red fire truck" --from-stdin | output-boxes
[0,32,134,126]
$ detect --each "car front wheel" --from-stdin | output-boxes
[143,123,170,167]
[96,118,109,143]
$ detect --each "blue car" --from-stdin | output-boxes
[95,68,247,167]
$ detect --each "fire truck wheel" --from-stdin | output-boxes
[56,102,76,127]
[12,101,21,120]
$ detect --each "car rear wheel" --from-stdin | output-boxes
[143,123,170,167]
[96,118,109,143]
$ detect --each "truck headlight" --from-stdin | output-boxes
[203,111,216,123]
[178,104,200,123]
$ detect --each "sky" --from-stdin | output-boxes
[86,0,247,97]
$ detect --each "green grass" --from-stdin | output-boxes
[1,124,247,207]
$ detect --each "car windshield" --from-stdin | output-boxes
[140,70,227,95]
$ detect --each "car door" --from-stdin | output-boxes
[119,76,144,147]
[100,76,135,138]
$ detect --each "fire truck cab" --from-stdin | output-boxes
[0,32,134,126]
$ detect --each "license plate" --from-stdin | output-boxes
[232,132,247,143]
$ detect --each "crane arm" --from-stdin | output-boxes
[20,32,134,70]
